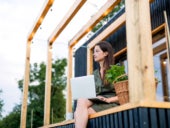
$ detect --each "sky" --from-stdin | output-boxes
[0,0,107,117]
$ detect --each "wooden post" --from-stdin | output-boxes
[66,47,73,118]
[87,47,93,75]
[20,41,31,128]
[31,109,34,128]
[125,0,155,103]
[44,43,52,125]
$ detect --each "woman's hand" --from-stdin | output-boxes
[97,96,110,103]
[97,96,119,103]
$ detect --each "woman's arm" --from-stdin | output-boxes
[97,96,119,103]
[107,96,119,103]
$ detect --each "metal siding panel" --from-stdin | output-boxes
[74,47,87,77]
[167,109,170,128]
[114,113,119,128]
[87,118,93,128]
[128,109,134,128]
[109,114,115,128]
[118,112,123,128]
[122,110,129,128]
[133,108,140,128]
[138,108,150,128]
[102,116,106,128]
[149,108,158,128]
[91,118,95,128]
[106,114,110,128]
[158,109,167,128]
[95,117,99,128]
[98,116,103,128]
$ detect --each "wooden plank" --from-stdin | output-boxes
[48,0,87,44]
[125,0,155,103]
[89,101,170,119]
[44,44,53,125]
[66,47,73,115]
[28,0,54,41]
[114,47,127,58]
[152,23,165,36]
[153,43,166,55]
[69,0,121,47]
[40,120,74,128]
[20,41,31,128]
[87,47,93,75]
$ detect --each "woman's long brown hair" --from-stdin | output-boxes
[95,41,115,85]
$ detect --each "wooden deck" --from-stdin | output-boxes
[40,101,170,128]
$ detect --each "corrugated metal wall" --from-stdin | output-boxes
[74,0,170,77]
[53,107,170,128]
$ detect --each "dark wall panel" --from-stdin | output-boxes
[53,108,170,128]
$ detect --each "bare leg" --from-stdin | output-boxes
[74,98,96,128]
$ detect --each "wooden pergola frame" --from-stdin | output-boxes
[20,0,170,128]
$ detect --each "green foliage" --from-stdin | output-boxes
[0,58,67,128]
[0,89,4,120]
[105,65,127,84]
[0,105,21,128]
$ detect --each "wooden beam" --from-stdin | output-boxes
[153,43,166,55]
[87,47,93,75]
[114,47,127,58]
[48,0,87,44]
[66,47,73,115]
[152,23,165,36]
[28,0,54,41]
[69,0,121,47]
[126,0,155,103]
[44,44,53,125]
[20,41,31,128]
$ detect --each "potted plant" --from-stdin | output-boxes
[105,65,129,105]
[105,65,159,105]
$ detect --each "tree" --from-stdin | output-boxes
[0,105,21,128]
[0,89,4,120]
[0,58,67,128]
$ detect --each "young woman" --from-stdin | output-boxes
[74,41,119,128]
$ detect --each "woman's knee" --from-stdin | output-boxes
[77,98,92,108]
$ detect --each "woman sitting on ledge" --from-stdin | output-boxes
[74,41,119,128]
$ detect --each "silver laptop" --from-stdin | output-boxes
[70,75,96,100]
